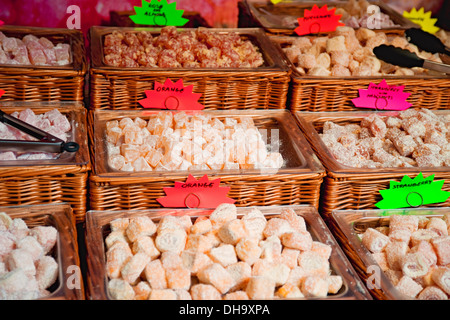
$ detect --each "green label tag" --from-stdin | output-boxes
[130,0,189,27]
[375,172,450,209]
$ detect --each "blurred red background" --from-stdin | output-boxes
[0,0,239,34]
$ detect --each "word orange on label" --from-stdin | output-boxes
[294,5,344,36]
[138,78,204,110]
[157,175,235,208]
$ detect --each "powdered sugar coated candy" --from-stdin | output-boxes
[29,226,57,254]
[180,250,212,275]
[108,278,135,300]
[246,276,275,300]
[7,218,28,241]
[120,252,150,284]
[6,249,36,277]
[190,283,222,300]
[276,282,304,298]
[263,218,294,238]
[361,228,390,253]
[166,267,191,290]
[106,242,132,279]
[301,276,329,298]
[431,267,450,295]
[35,256,58,290]
[431,236,450,266]
[144,259,167,289]
[218,219,247,245]
[125,216,157,243]
[16,236,44,263]
[155,228,187,254]
[298,251,330,277]
[395,275,423,298]
[226,261,252,291]
[235,237,262,266]
[197,263,236,294]
[208,244,238,267]
[131,236,160,259]
[418,285,448,300]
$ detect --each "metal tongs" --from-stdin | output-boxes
[373,44,450,75]
[405,28,450,57]
[0,110,79,154]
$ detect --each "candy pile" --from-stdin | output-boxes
[105,204,343,300]
[0,108,72,161]
[103,26,264,68]
[336,0,399,29]
[0,212,59,300]
[282,26,443,76]
[319,108,450,168]
[106,112,284,172]
[0,32,71,66]
[361,213,450,299]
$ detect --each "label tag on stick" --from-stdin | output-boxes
[157,175,235,208]
[375,173,450,209]
[352,79,412,111]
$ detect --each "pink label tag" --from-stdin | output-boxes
[157,175,235,209]
[0,20,4,26]
[294,5,344,36]
[0,90,4,98]
[138,78,204,110]
[351,80,412,111]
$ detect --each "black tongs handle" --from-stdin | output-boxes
[405,28,450,56]
[373,44,450,74]
[0,110,79,154]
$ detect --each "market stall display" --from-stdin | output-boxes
[85,204,372,300]
[0,26,86,103]
[0,203,84,300]
[333,207,450,300]
[89,26,291,110]
[88,109,325,211]
[0,102,91,223]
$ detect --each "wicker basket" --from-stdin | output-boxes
[0,25,87,102]
[88,109,325,211]
[88,26,291,110]
[294,110,450,223]
[332,207,450,300]
[85,205,372,300]
[0,102,91,223]
[243,0,418,36]
[270,30,450,113]
[0,203,85,300]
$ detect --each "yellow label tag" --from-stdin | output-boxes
[403,7,439,34]
[270,0,284,4]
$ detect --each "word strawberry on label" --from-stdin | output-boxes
[376,173,450,209]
